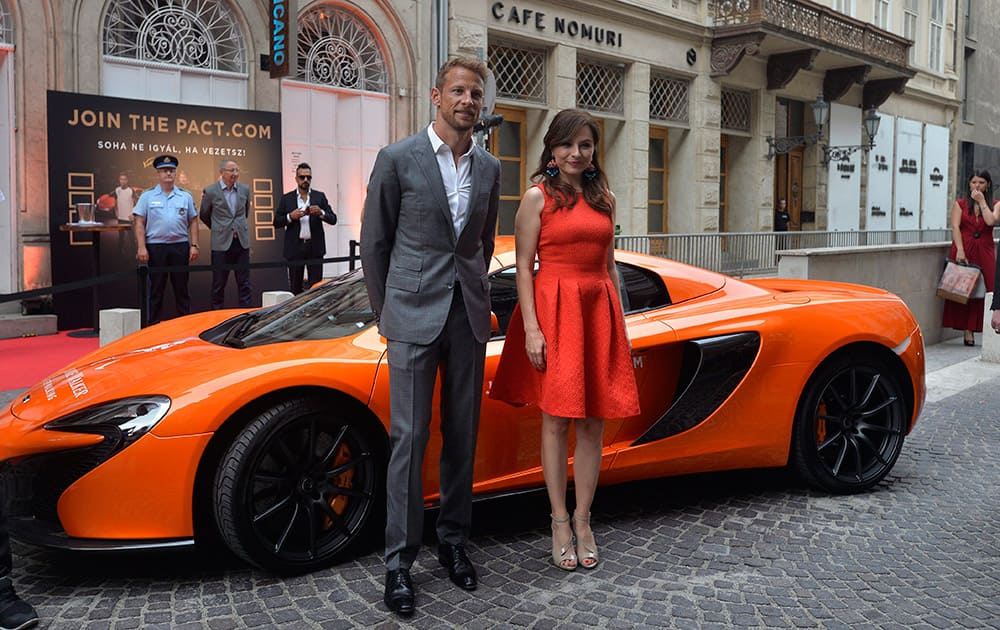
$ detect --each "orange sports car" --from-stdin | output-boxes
[0,237,925,573]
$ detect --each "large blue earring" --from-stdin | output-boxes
[583,162,598,182]
[545,158,559,178]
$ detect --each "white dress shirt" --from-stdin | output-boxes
[427,124,474,236]
[295,192,312,241]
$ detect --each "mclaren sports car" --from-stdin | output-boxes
[0,238,925,573]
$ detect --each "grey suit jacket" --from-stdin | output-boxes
[200,181,251,251]
[361,132,501,345]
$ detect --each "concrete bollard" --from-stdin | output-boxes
[99,308,141,347]
[262,291,294,307]
[982,292,1000,363]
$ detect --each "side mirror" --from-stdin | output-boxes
[490,311,500,335]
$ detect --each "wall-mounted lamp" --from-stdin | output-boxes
[766,96,829,159]
[820,107,881,164]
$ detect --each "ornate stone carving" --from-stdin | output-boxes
[863,78,909,111]
[823,65,871,102]
[766,49,819,90]
[711,34,765,77]
[712,0,913,77]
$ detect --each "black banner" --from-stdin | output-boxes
[47,91,285,330]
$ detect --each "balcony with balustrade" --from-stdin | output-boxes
[711,0,914,108]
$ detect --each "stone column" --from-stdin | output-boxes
[618,62,649,236]
[689,74,720,233]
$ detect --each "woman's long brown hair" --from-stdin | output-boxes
[965,169,995,215]
[531,109,614,216]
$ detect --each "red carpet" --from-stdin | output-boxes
[0,331,100,391]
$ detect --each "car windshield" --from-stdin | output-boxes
[202,269,377,348]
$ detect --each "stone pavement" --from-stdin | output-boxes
[2,337,999,629]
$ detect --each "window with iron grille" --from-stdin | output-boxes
[103,0,245,73]
[297,4,388,92]
[0,0,11,45]
[649,73,689,124]
[489,41,546,103]
[576,59,625,115]
[721,88,751,133]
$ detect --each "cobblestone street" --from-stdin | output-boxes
[5,341,1000,629]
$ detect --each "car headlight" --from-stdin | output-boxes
[44,396,171,451]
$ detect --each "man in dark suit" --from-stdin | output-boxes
[0,506,39,629]
[274,163,337,294]
[200,159,253,309]
[361,56,501,616]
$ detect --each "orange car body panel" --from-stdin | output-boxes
[0,237,925,542]
[58,433,211,539]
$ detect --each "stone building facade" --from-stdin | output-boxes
[0,0,961,298]
[957,0,1000,181]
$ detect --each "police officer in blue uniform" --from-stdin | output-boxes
[133,155,200,325]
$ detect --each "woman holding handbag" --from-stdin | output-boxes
[944,169,1000,346]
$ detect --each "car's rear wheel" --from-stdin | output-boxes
[792,354,907,494]
[213,397,384,573]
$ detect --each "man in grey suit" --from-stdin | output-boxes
[200,159,252,309]
[361,56,501,617]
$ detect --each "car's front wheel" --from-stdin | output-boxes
[213,397,384,573]
[792,354,908,494]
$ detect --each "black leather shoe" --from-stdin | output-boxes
[383,569,415,616]
[438,543,477,591]
[0,577,39,630]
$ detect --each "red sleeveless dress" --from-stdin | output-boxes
[490,186,640,419]
[942,198,996,332]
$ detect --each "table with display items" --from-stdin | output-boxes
[59,221,133,338]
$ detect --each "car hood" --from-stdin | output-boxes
[9,336,212,423]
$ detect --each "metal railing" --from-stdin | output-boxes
[614,230,951,277]
[712,0,911,69]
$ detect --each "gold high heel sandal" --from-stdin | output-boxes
[551,514,577,571]
[574,513,599,569]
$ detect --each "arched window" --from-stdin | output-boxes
[0,0,13,46]
[102,0,248,107]
[297,4,387,93]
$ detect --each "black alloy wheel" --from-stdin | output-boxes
[213,398,384,573]
[792,354,907,494]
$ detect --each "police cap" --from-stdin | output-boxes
[152,155,178,170]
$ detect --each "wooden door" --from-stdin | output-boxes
[489,106,526,235]
[647,126,669,233]
[774,146,803,231]
[788,148,803,230]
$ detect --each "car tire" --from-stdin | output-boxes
[213,397,384,573]
[791,353,907,494]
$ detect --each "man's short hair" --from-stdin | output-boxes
[219,158,237,171]
[297,162,311,172]
[434,56,488,91]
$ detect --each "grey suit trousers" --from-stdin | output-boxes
[384,286,485,570]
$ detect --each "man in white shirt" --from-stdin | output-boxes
[273,162,337,294]
[360,56,501,616]
[111,173,138,221]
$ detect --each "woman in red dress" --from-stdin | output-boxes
[490,110,640,571]
[943,170,999,346]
